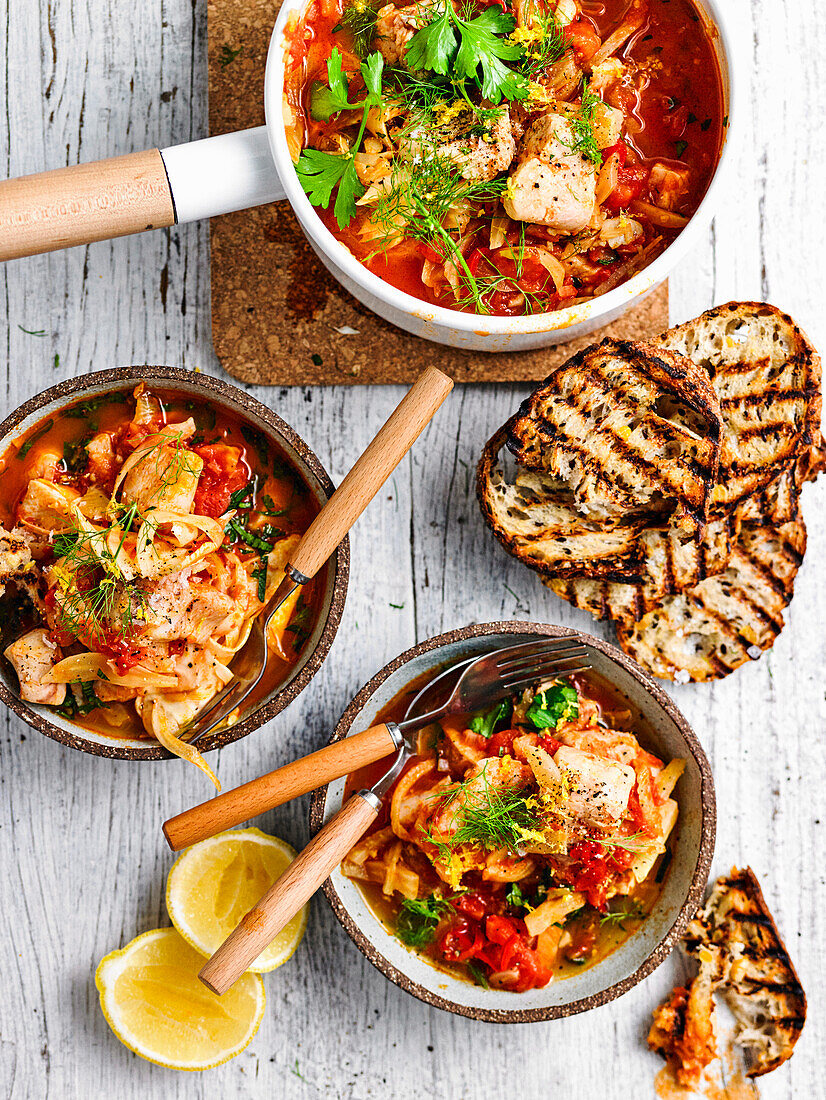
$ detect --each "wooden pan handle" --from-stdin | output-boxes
[289,366,453,581]
[0,150,176,261]
[162,723,397,851]
[199,793,379,994]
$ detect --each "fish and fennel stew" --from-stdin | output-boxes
[0,386,322,784]
[343,672,683,991]
[285,0,724,317]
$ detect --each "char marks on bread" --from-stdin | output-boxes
[649,867,806,1081]
[476,302,823,682]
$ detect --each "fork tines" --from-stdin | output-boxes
[496,639,590,690]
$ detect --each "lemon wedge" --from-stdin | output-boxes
[166,827,308,973]
[95,927,264,1071]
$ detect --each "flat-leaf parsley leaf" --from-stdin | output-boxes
[406,2,528,104]
[296,50,385,229]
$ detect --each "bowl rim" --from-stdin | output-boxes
[265,0,738,339]
[0,365,350,761]
[310,621,716,1022]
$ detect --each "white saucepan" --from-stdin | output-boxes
[0,0,738,351]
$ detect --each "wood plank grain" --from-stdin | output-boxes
[0,0,824,1096]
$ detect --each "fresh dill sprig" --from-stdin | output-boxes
[367,154,507,313]
[426,763,544,858]
[599,899,645,927]
[589,832,647,853]
[568,78,603,167]
[450,238,550,315]
[515,0,567,80]
[336,0,383,58]
[51,509,149,648]
[395,894,455,947]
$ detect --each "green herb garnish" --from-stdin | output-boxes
[219,44,243,67]
[296,49,385,230]
[336,0,383,58]
[225,519,274,554]
[228,479,256,510]
[568,78,603,167]
[51,504,149,647]
[55,683,98,719]
[251,558,268,602]
[428,764,544,857]
[467,960,490,988]
[395,894,454,947]
[406,2,528,104]
[505,882,527,909]
[525,680,578,731]
[599,899,645,929]
[62,438,89,474]
[366,154,507,313]
[261,493,287,517]
[285,595,313,651]
[310,47,372,120]
[469,698,511,739]
[517,0,567,80]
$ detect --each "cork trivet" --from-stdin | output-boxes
[208,0,668,386]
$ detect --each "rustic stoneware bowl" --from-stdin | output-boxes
[310,622,715,1022]
[0,366,349,760]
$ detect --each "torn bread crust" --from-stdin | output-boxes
[648,301,822,518]
[506,338,723,531]
[655,867,807,1079]
[615,515,807,682]
[648,964,718,1088]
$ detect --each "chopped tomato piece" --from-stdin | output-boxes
[602,141,630,167]
[193,443,248,517]
[455,892,488,921]
[488,728,520,756]
[605,164,650,213]
[538,733,561,755]
[563,15,601,61]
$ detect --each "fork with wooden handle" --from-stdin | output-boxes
[174,365,453,745]
[192,639,591,995]
[163,638,589,851]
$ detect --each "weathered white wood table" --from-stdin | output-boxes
[1,1,824,1096]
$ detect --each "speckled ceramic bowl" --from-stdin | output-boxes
[0,366,349,760]
[310,622,715,1022]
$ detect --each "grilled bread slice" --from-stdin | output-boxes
[477,423,653,579]
[616,516,807,681]
[506,339,722,530]
[739,429,826,526]
[545,515,736,629]
[649,302,822,515]
[682,867,806,1077]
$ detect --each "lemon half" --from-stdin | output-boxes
[95,927,265,1071]
[166,827,308,973]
